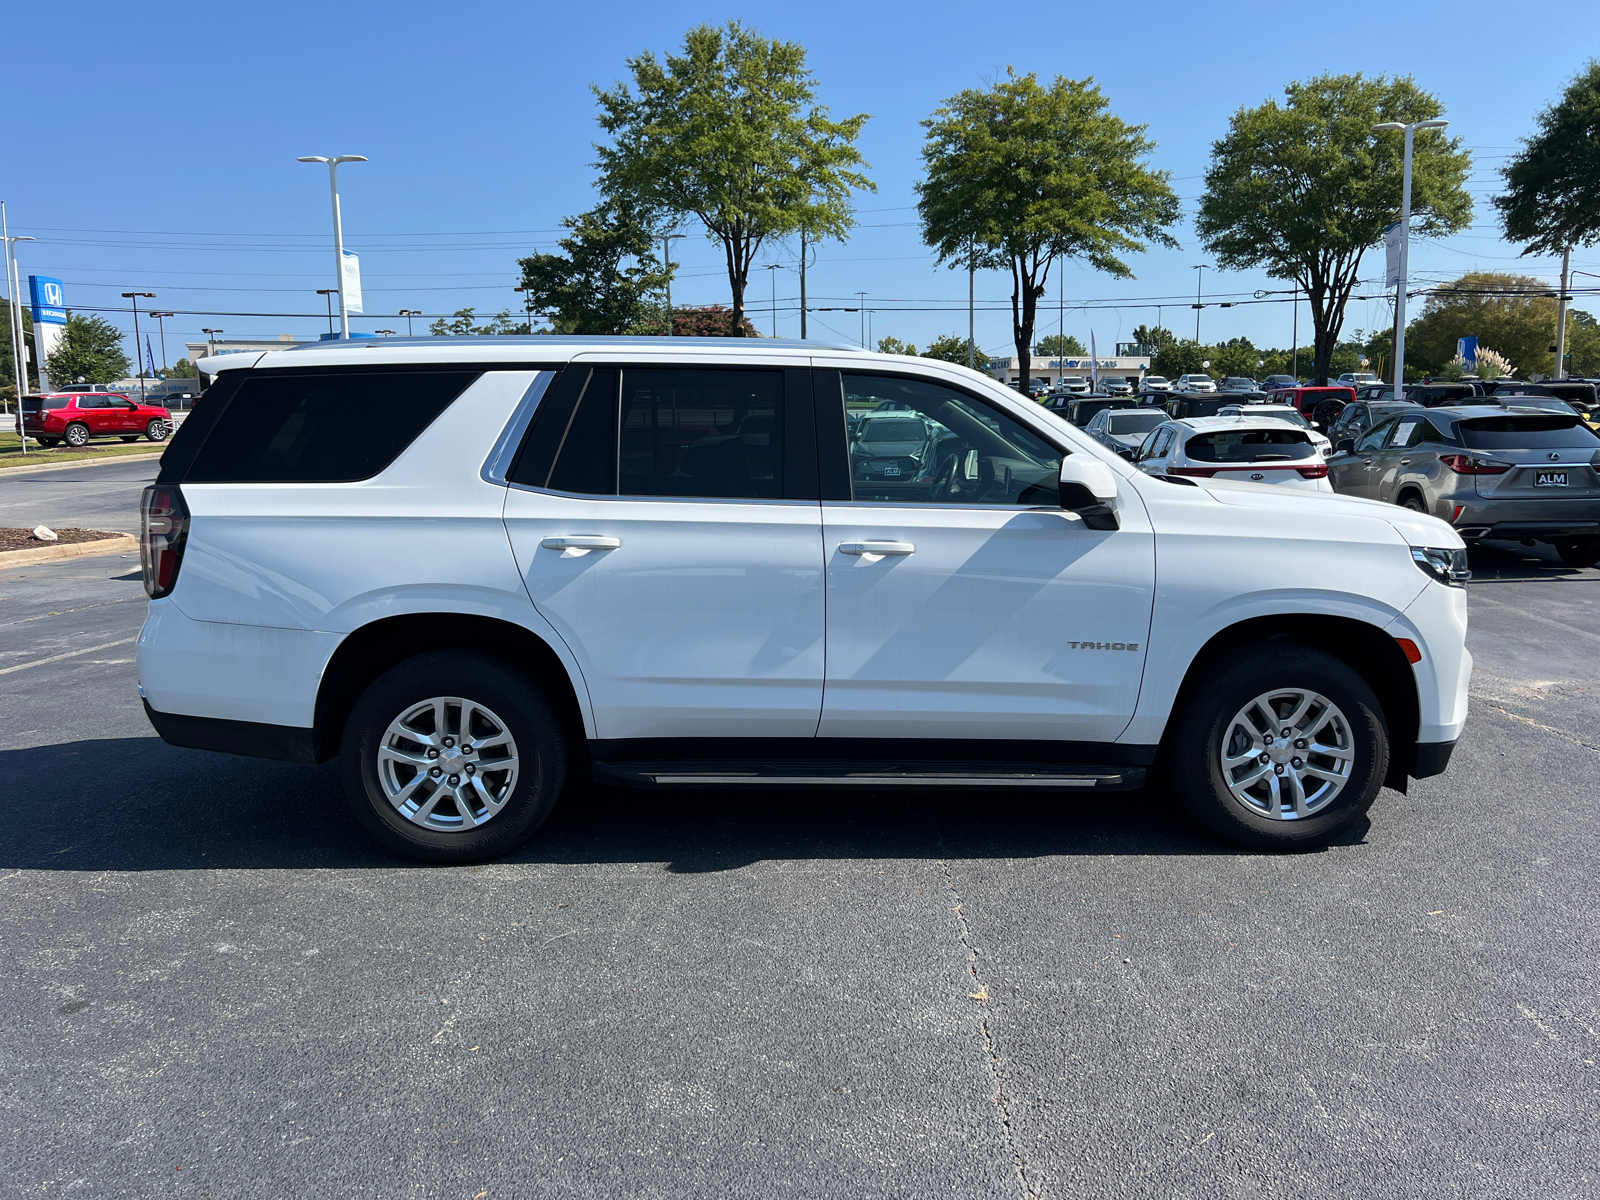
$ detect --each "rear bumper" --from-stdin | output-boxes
[1412,739,1457,779]
[143,699,324,764]
[1458,520,1600,541]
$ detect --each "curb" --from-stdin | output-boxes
[0,451,165,478]
[0,535,140,567]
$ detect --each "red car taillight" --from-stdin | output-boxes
[140,484,190,599]
[1440,454,1511,475]
[1296,464,1329,479]
[1167,466,1217,477]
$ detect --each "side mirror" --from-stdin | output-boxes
[1335,438,1355,454]
[1059,456,1120,531]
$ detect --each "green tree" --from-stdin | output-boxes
[921,333,985,365]
[1209,336,1264,379]
[1496,60,1600,256]
[1152,340,1208,380]
[650,304,758,337]
[1033,333,1086,356]
[0,304,38,396]
[1404,271,1562,377]
[594,21,873,335]
[46,313,130,385]
[1567,309,1600,376]
[1196,74,1472,385]
[167,357,198,379]
[1129,324,1175,354]
[518,203,671,334]
[876,335,917,356]
[429,308,530,336]
[918,70,1179,381]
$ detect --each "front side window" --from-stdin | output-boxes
[1355,417,1400,454]
[839,373,1061,506]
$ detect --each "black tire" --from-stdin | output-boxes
[64,423,90,448]
[145,419,169,442]
[36,437,59,447]
[120,435,139,442]
[339,651,568,864]
[1398,492,1427,514]
[1556,537,1600,568]
[1313,399,1345,430]
[1166,644,1388,850]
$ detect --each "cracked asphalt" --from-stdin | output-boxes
[2,461,1597,1198]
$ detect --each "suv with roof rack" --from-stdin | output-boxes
[137,337,1472,861]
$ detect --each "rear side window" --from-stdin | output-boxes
[620,369,782,499]
[183,370,480,483]
[1186,428,1314,462]
[1458,416,1600,450]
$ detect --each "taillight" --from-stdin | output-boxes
[1167,466,1217,477]
[140,484,190,599]
[1440,454,1511,475]
[1296,464,1329,479]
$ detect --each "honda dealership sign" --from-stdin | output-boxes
[29,275,67,391]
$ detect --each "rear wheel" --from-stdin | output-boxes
[145,419,169,442]
[1556,537,1600,568]
[340,651,568,863]
[1167,645,1388,850]
[1398,493,1427,514]
[36,437,59,447]
[64,423,90,448]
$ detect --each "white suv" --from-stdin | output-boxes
[137,338,1471,863]
[1173,374,1218,393]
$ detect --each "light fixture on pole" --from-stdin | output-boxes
[149,312,174,373]
[202,328,222,361]
[316,289,338,338]
[765,264,782,338]
[1192,264,1209,342]
[513,285,536,333]
[399,309,421,337]
[1371,118,1448,395]
[375,329,396,337]
[120,292,155,400]
[297,154,367,339]
[661,234,683,336]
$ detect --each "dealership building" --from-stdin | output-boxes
[987,353,1152,391]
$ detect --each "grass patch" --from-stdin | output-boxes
[0,431,165,469]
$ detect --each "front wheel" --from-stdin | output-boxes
[1166,645,1388,849]
[1557,537,1600,568]
[64,423,90,447]
[339,651,568,863]
[145,419,169,442]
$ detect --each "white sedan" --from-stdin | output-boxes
[1135,414,1333,492]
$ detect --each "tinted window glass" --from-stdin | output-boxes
[1185,428,1314,463]
[38,396,72,410]
[841,373,1060,505]
[73,395,107,409]
[1107,410,1166,434]
[547,369,619,495]
[619,369,783,499]
[1355,417,1399,453]
[183,370,479,483]
[1458,416,1600,449]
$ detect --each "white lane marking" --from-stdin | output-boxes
[0,637,137,676]
[1471,592,1600,645]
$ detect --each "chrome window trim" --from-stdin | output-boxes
[481,371,556,485]
[504,481,819,509]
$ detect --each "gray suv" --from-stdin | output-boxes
[1327,405,1600,566]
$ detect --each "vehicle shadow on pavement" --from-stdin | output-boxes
[5,737,1367,873]
[1468,540,1599,582]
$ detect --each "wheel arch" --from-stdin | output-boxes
[312,613,590,765]
[1164,614,1420,792]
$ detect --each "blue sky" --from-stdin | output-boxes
[6,0,1598,368]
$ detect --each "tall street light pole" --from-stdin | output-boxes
[149,312,173,373]
[661,234,682,336]
[202,328,222,362]
[967,235,975,370]
[1554,248,1571,380]
[856,292,868,347]
[2,214,36,453]
[297,154,367,339]
[316,289,338,338]
[399,309,420,337]
[120,292,155,400]
[1192,264,1209,342]
[1372,118,1448,395]
[514,286,536,333]
[765,264,781,338]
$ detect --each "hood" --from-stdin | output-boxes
[1194,475,1464,548]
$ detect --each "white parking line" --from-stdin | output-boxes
[0,637,137,676]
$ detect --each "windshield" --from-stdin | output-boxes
[860,417,926,441]
[1458,415,1600,450]
[1144,377,1167,385]
[1186,428,1314,463]
[1251,408,1310,428]
[1107,410,1167,434]
[1498,397,1578,415]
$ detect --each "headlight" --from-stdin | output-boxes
[1411,545,1470,587]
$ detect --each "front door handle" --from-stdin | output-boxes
[839,541,915,556]
[1399,458,1411,465]
[541,536,621,550]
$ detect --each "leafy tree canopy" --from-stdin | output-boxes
[1196,73,1472,384]
[518,204,671,335]
[594,21,873,335]
[167,357,198,379]
[876,336,917,356]
[919,69,1179,375]
[1129,324,1176,353]
[1405,271,1565,377]
[429,308,529,336]
[1496,60,1600,255]
[46,313,130,386]
[1,303,37,393]
[1034,333,1087,356]
[921,333,985,365]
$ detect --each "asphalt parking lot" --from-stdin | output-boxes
[3,461,1597,1198]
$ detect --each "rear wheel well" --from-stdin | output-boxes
[312,614,586,765]
[1167,615,1420,791]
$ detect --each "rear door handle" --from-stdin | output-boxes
[839,541,915,556]
[541,536,621,550]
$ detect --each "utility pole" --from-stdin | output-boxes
[1058,276,1065,386]
[297,154,367,339]
[1555,247,1571,380]
[1193,264,1208,342]
[765,263,781,337]
[2,204,31,454]
[856,292,868,347]
[317,289,338,338]
[514,285,536,333]
[661,234,683,336]
[799,227,808,340]
[1372,118,1448,395]
[1291,282,1300,379]
[967,235,975,370]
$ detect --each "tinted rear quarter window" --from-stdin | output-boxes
[1458,416,1600,450]
[182,370,480,483]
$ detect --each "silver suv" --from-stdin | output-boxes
[1327,405,1600,566]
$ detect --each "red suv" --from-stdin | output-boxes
[1268,385,1356,429]
[21,392,172,448]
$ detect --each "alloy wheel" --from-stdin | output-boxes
[1218,687,1355,820]
[376,696,520,831]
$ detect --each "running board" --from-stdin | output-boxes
[592,760,1145,791]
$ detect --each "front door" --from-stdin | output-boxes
[815,368,1155,744]
[504,362,825,741]
[1328,414,1400,498]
